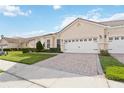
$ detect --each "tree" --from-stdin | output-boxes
[36,41,44,52]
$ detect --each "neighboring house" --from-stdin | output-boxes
[0,36,35,49]
[1,18,124,53]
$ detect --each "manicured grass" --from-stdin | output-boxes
[100,56,124,81]
[106,66,124,81]
[0,51,56,65]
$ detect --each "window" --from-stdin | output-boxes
[69,40,71,42]
[64,40,67,43]
[76,40,78,42]
[99,35,102,39]
[84,39,87,42]
[57,39,60,48]
[80,39,83,42]
[43,42,45,47]
[104,35,107,38]
[109,37,113,40]
[115,37,119,40]
[72,40,75,42]
[93,38,97,41]
[26,43,28,47]
[121,37,124,40]
[89,38,92,41]
[47,40,50,48]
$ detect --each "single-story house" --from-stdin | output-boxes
[1,18,124,53]
[0,35,35,49]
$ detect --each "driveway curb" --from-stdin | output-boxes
[96,55,104,75]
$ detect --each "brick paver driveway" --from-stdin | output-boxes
[34,53,99,76]
[111,54,124,64]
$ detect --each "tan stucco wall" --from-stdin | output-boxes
[59,19,106,51]
[27,40,36,48]
[43,35,57,49]
[8,43,19,48]
[60,20,105,39]
[107,27,124,37]
[27,35,58,49]
[0,39,19,48]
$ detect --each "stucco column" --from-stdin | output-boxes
[104,28,108,50]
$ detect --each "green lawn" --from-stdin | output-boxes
[0,51,56,65]
[100,56,124,81]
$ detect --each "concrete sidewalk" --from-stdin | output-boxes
[0,72,43,88]
[0,59,124,88]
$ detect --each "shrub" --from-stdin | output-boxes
[106,66,124,81]
[36,41,44,52]
[40,48,62,53]
[21,48,29,53]
[100,50,110,56]
[49,48,61,53]
[3,48,12,51]
[41,49,50,52]
[3,48,36,52]
[28,48,36,52]
[3,48,20,51]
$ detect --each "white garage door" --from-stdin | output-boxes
[108,36,124,53]
[64,39,99,53]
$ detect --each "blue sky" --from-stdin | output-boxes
[0,5,124,37]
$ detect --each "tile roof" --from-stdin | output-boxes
[98,20,124,27]
[1,37,35,43]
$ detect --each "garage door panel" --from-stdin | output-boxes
[64,41,99,53]
[108,40,124,53]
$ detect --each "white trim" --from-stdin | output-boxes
[107,25,124,29]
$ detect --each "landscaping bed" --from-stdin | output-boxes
[100,55,124,81]
[0,51,57,65]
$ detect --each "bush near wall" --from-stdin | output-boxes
[3,48,36,53]
[41,48,62,53]
[3,48,62,53]
[49,48,61,53]
[3,48,17,51]
[20,48,36,53]
[100,50,110,56]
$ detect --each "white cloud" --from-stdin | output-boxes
[53,5,61,10]
[55,8,124,31]
[0,5,32,17]
[54,16,77,30]
[81,8,124,21]
[84,8,102,21]
[101,13,124,21]
[11,30,57,38]
[54,8,103,30]
[6,30,56,38]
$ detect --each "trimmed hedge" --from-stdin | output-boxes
[3,48,62,53]
[3,48,36,53]
[49,48,61,53]
[3,48,16,51]
[20,48,36,53]
[106,66,124,81]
